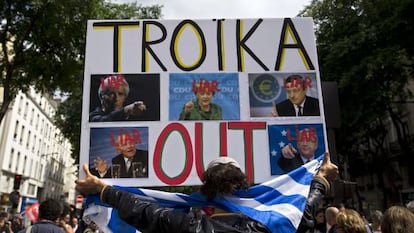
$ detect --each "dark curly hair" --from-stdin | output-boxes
[200,163,249,200]
[39,199,63,221]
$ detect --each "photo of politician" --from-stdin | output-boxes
[89,73,160,122]
[271,74,320,117]
[268,123,325,175]
[248,73,320,118]
[89,127,149,179]
[169,73,240,121]
[179,79,222,120]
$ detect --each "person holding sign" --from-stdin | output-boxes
[179,79,223,120]
[76,153,339,233]
[271,74,320,117]
[89,74,147,122]
[277,128,319,173]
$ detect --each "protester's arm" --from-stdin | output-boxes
[75,165,193,233]
[296,152,338,233]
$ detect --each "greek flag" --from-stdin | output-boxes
[83,156,322,233]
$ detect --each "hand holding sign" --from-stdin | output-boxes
[317,152,339,182]
[76,164,107,195]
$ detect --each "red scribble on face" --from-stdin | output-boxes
[109,129,141,147]
[297,128,318,158]
[298,128,317,143]
[283,76,313,89]
[192,79,220,93]
[100,75,128,91]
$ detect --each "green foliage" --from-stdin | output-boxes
[54,1,162,160]
[0,0,162,160]
[1,0,97,95]
[301,0,414,174]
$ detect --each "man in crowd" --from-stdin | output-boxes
[18,199,66,233]
[0,214,13,233]
[89,74,147,122]
[271,74,320,117]
[325,206,339,233]
[278,127,319,173]
[76,153,338,233]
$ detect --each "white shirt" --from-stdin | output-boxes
[300,155,314,164]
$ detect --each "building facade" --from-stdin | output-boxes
[0,87,76,213]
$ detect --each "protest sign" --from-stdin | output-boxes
[80,18,326,187]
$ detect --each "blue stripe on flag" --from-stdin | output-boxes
[83,154,323,233]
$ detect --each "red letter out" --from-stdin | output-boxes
[228,122,266,182]
[194,122,229,179]
[153,123,193,185]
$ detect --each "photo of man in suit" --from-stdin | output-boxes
[277,128,318,173]
[111,132,148,178]
[89,128,149,179]
[271,74,320,117]
[89,74,147,122]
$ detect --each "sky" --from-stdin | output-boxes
[113,0,312,19]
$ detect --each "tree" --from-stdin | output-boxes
[1,0,162,160]
[301,0,414,206]
[1,0,94,121]
[53,2,162,160]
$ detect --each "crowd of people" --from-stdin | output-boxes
[3,155,414,233]
[0,200,101,233]
[301,200,414,233]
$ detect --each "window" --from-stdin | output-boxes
[16,152,20,172]
[39,164,44,181]
[28,158,32,176]
[13,121,19,140]
[23,156,27,175]
[28,184,36,196]
[40,119,44,134]
[19,126,25,144]
[34,162,38,179]
[9,149,14,169]
[32,135,37,152]
[26,131,31,148]
[23,101,29,118]
[35,114,39,130]
[30,108,34,124]
[18,96,23,114]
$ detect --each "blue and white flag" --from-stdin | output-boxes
[83,156,322,233]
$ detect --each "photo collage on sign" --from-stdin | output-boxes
[87,71,323,179]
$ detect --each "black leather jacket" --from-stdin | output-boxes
[100,176,329,233]
[296,175,330,233]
